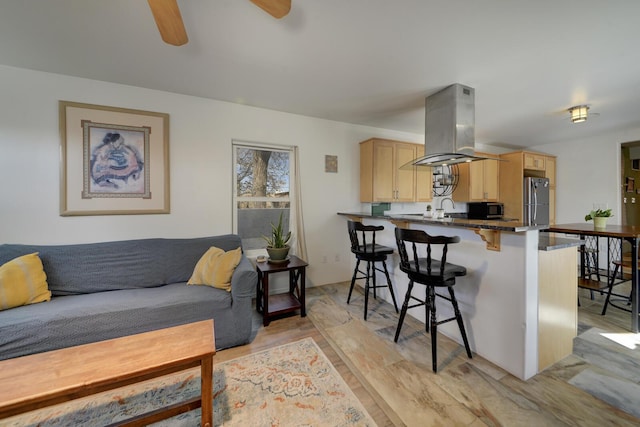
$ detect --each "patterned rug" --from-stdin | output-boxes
[2,338,376,427]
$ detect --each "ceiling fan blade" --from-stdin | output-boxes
[250,0,291,19]
[147,0,188,46]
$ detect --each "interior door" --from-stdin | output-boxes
[621,141,640,226]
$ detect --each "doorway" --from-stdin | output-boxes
[621,141,640,226]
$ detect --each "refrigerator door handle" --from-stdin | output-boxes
[533,187,538,221]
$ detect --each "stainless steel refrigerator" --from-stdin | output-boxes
[524,177,550,225]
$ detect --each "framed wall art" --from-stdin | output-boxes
[59,101,170,216]
[325,155,338,173]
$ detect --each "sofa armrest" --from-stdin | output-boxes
[230,256,258,300]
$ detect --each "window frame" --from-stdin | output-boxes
[232,140,294,255]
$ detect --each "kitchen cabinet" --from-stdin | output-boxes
[524,152,546,171]
[360,138,432,203]
[546,157,556,224]
[499,150,556,223]
[452,152,499,201]
[415,145,433,202]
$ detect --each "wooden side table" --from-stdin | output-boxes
[256,255,308,326]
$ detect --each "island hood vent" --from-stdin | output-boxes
[406,83,492,168]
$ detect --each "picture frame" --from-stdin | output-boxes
[325,155,338,173]
[59,101,170,216]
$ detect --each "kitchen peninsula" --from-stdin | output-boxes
[338,212,581,380]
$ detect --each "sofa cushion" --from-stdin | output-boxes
[0,283,233,360]
[188,246,241,291]
[0,253,51,311]
[0,235,244,296]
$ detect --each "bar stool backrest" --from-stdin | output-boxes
[348,221,385,254]
[395,228,460,284]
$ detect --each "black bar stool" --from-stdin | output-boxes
[347,221,399,320]
[602,254,634,315]
[393,227,472,372]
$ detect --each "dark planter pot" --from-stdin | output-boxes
[267,246,290,261]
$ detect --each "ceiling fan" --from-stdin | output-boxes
[147,0,291,46]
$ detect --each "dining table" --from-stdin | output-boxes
[546,223,640,332]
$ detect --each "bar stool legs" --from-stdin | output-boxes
[348,258,398,320]
[394,282,472,373]
[347,259,361,305]
[394,280,414,342]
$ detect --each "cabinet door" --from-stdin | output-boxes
[469,160,485,200]
[395,143,417,202]
[469,153,499,201]
[498,151,524,220]
[483,157,499,201]
[414,145,433,202]
[524,153,545,171]
[545,157,556,186]
[549,187,556,224]
[372,141,396,202]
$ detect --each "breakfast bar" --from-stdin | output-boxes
[338,212,581,380]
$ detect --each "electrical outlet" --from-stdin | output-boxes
[334,254,340,262]
[322,255,328,264]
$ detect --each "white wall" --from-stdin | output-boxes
[531,127,640,225]
[0,65,422,287]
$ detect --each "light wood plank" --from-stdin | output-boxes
[538,247,578,371]
[0,321,215,424]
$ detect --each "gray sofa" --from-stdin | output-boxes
[0,235,258,361]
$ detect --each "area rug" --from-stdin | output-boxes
[2,338,377,427]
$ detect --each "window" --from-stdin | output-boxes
[233,142,292,251]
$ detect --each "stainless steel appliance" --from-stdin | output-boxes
[407,84,496,167]
[467,202,504,219]
[524,177,550,225]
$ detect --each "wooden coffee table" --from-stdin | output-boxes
[0,320,216,426]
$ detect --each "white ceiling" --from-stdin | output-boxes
[2,0,640,149]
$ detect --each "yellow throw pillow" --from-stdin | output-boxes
[0,253,51,311]
[187,246,242,292]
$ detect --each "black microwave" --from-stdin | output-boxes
[467,202,504,219]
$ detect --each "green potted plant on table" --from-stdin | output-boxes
[262,212,292,262]
[585,208,613,229]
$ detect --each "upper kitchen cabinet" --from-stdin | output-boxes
[415,145,433,202]
[499,150,556,223]
[545,157,556,224]
[523,152,546,171]
[360,138,432,203]
[452,152,499,202]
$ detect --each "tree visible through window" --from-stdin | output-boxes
[233,143,292,250]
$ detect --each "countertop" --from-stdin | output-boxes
[538,233,583,251]
[337,212,548,233]
[337,212,578,251]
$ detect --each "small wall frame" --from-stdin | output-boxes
[325,155,338,173]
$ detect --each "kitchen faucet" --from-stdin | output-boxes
[440,197,455,211]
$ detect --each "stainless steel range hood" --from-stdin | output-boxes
[407,83,491,167]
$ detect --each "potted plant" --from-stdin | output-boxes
[585,208,612,229]
[262,212,292,261]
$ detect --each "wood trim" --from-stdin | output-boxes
[473,229,501,251]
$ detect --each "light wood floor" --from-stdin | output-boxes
[223,281,640,426]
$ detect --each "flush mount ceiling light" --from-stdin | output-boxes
[569,105,589,123]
